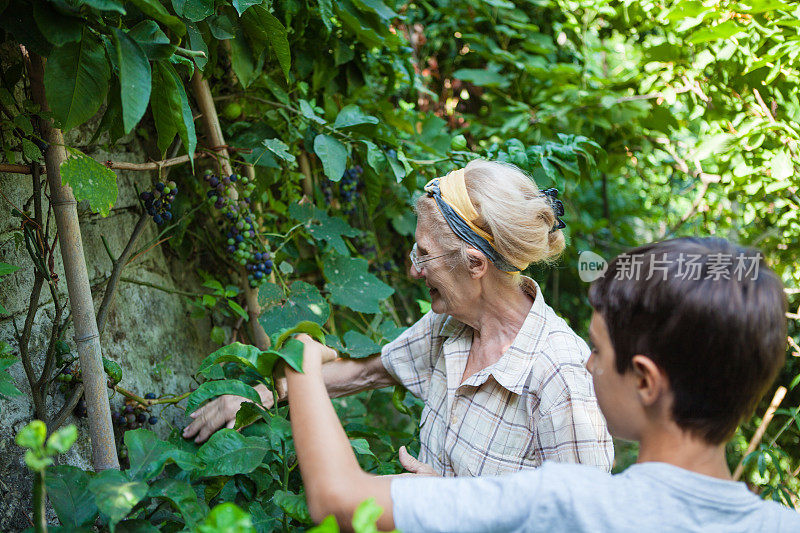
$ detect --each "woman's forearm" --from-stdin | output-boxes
[268,354,397,403]
[324,355,397,398]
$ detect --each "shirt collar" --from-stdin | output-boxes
[437,277,550,394]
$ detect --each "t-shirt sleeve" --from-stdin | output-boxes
[390,467,560,532]
[380,311,440,401]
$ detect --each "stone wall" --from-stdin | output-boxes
[0,130,215,531]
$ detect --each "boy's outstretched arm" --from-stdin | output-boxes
[286,335,395,531]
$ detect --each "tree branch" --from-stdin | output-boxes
[96,213,149,335]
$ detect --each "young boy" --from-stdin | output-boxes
[286,237,799,531]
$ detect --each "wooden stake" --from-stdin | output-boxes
[27,52,119,470]
[191,72,271,351]
[733,386,787,481]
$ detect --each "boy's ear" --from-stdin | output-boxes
[466,249,489,279]
[631,355,669,407]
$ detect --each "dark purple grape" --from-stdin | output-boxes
[164,211,172,220]
[149,416,158,425]
[153,214,163,224]
[156,182,164,192]
[125,404,134,414]
[144,392,156,400]
[136,412,147,424]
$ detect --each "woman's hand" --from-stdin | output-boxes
[292,333,338,373]
[182,384,276,443]
[398,446,439,476]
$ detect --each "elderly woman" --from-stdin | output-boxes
[184,160,612,476]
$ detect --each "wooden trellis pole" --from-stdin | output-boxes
[191,72,271,350]
[27,52,119,470]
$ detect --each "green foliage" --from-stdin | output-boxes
[3,0,800,528]
[60,150,118,217]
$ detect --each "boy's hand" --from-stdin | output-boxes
[292,334,338,373]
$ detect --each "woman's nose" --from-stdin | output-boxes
[409,264,424,279]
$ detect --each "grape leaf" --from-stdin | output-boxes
[333,104,379,129]
[60,150,118,217]
[342,330,381,358]
[289,202,359,255]
[313,134,348,181]
[324,255,394,314]
[259,281,330,334]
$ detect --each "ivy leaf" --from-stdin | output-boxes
[124,429,176,481]
[262,138,296,163]
[0,262,20,277]
[316,0,334,33]
[688,20,745,43]
[128,0,185,36]
[150,61,197,166]
[232,0,265,15]
[81,0,126,14]
[771,149,794,181]
[324,255,394,314]
[196,429,270,476]
[0,1,53,57]
[88,470,148,530]
[350,438,377,458]
[351,0,397,20]
[289,202,360,255]
[333,104,379,129]
[112,28,151,134]
[313,134,348,181]
[342,330,381,358]
[198,502,256,532]
[299,99,327,124]
[0,359,22,398]
[452,66,510,88]
[21,139,42,162]
[148,478,205,527]
[186,380,261,413]
[46,466,98,528]
[259,281,330,334]
[196,342,262,377]
[364,140,387,174]
[185,22,208,70]
[230,29,263,88]
[272,490,312,524]
[241,6,291,80]
[128,20,175,60]
[351,498,389,533]
[44,28,109,131]
[181,0,215,22]
[60,150,118,217]
[33,2,83,46]
[272,338,305,373]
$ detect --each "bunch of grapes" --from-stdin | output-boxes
[111,394,159,430]
[204,169,273,287]
[339,165,363,215]
[140,181,178,225]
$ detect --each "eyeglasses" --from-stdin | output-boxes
[409,243,451,271]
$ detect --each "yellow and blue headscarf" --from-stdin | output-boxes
[424,169,523,273]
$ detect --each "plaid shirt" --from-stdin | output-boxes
[381,277,613,477]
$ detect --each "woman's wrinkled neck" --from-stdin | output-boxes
[453,274,533,345]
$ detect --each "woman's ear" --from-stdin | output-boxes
[465,249,489,279]
[630,354,669,407]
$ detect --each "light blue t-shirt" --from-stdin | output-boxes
[391,462,800,532]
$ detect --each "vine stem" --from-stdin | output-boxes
[0,150,214,175]
[33,470,47,533]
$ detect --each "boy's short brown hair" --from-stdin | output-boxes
[588,237,787,444]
